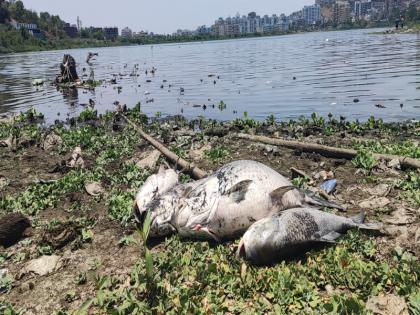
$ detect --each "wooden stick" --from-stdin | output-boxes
[236,133,420,169]
[120,115,208,179]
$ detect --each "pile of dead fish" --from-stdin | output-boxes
[133,160,380,265]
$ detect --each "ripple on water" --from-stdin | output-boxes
[0,28,419,123]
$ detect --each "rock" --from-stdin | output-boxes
[85,181,105,196]
[385,207,416,225]
[359,197,390,209]
[387,158,401,169]
[19,281,35,293]
[263,145,280,155]
[366,184,390,197]
[136,150,161,170]
[43,134,62,151]
[0,176,9,191]
[189,144,211,162]
[0,136,14,148]
[366,294,409,315]
[325,284,335,295]
[25,255,61,276]
[314,170,334,181]
[0,268,9,278]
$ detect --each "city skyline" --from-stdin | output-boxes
[21,0,314,34]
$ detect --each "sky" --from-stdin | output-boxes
[21,0,313,34]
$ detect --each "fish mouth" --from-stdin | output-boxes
[133,201,148,226]
[237,238,246,259]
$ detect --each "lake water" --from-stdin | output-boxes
[0,28,419,123]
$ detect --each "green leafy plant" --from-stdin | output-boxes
[0,274,14,293]
[352,149,378,172]
[118,235,139,247]
[75,273,87,285]
[204,146,230,162]
[81,229,94,243]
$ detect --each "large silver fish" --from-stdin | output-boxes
[134,160,343,241]
[237,207,380,265]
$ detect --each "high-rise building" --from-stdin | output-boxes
[354,0,372,19]
[333,1,352,23]
[104,27,119,40]
[64,23,79,38]
[121,27,133,39]
[370,0,386,19]
[211,12,289,36]
[302,4,322,24]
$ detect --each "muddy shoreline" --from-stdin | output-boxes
[0,107,419,314]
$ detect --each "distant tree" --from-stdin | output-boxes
[9,0,25,21]
[0,6,10,23]
[406,4,417,21]
[92,30,105,40]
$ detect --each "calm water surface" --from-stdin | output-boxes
[0,28,419,123]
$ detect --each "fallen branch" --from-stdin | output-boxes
[120,115,208,180]
[236,133,420,169]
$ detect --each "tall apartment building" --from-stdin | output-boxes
[302,4,322,24]
[333,1,352,23]
[370,0,387,19]
[64,23,79,38]
[121,27,133,39]
[354,0,372,19]
[212,12,289,36]
[104,27,119,40]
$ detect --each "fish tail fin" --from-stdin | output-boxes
[357,222,383,231]
[352,210,382,231]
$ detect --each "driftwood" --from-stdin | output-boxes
[236,133,420,170]
[55,54,80,85]
[120,115,208,180]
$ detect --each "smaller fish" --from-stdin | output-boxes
[237,208,380,265]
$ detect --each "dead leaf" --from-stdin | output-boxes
[43,134,62,151]
[67,146,84,168]
[385,207,416,225]
[85,181,105,196]
[25,255,61,276]
[188,144,211,161]
[366,184,391,197]
[136,150,161,169]
[366,294,409,315]
[359,197,390,209]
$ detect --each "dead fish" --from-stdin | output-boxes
[133,166,179,220]
[237,207,380,265]
[134,160,343,241]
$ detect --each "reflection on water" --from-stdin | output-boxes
[0,28,419,123]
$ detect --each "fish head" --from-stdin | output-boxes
[133,167,179,227]
[237,217,280,265]
[135,193,179,238]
